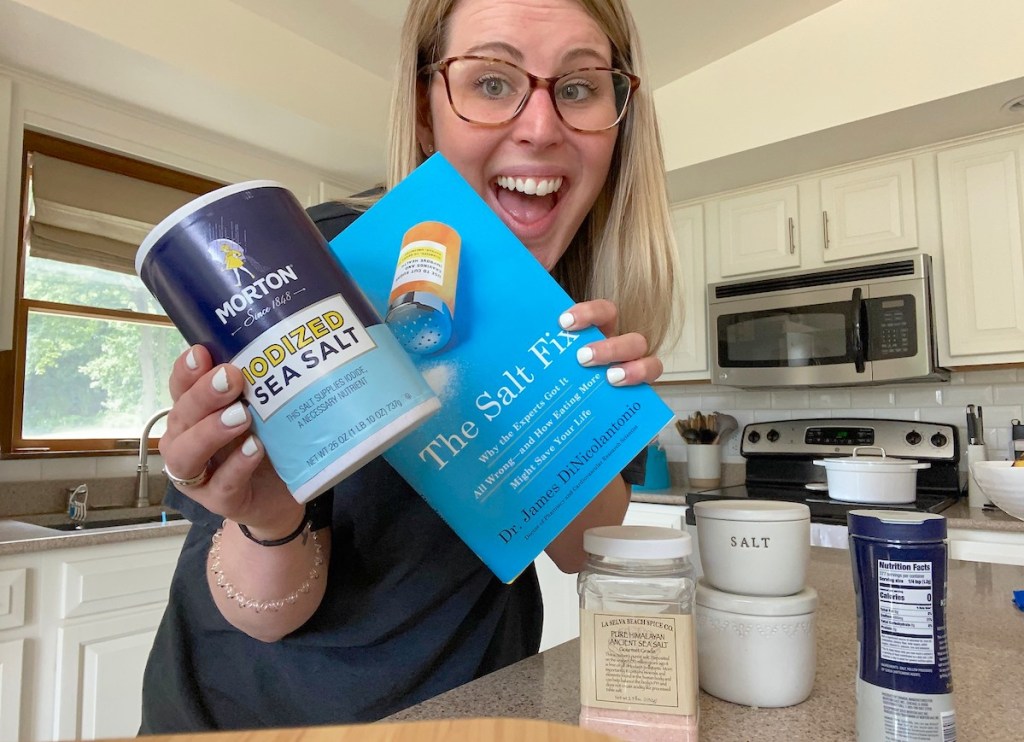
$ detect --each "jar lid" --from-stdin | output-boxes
[692,499,810,523]
[584,525,692,559]
[848,509,947,542]
[696,579,818,616]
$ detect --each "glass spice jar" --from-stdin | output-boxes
[578,525,699,742]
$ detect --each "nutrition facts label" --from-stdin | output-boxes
[876,559,935,665]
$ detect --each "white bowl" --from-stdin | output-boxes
[693,500,810,596]
[971,460,1024,520]
[696,579,818,707]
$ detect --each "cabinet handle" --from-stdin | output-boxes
[788,217,795,254]
[822,210,830,250]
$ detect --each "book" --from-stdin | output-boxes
[329,154,673,582]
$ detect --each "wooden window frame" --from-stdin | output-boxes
[0,131,222,458]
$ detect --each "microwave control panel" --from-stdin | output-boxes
[865,295,917,359]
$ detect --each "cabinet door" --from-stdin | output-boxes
[717,184,799,277]
[52,606,164,741]
[819,159,918,262]
[937,135,1024,360]
[660,204,708,380]
[0,639,24,742]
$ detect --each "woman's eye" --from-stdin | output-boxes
[558,79,597,102]
[476,76,513,98]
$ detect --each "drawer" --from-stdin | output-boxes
[0,569,27,630]
[60,542,181,619]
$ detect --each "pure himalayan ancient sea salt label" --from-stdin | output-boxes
[579,610,698,715]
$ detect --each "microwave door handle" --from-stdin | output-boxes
[851,288,866,373]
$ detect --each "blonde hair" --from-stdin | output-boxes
[385,0,681,355]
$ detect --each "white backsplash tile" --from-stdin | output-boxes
[40,457,97,480]
[0,459,42,482]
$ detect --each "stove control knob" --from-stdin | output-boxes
[747,430,761,444]
[766,429,780,443]
[930,432,948,448]
[905,431,922,446]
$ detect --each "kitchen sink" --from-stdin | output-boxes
[46,512,186,531]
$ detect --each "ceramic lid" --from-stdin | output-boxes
[584,525,692,559]
[696,578,818,617]
[813,446,929,472]
[692,499,810,522]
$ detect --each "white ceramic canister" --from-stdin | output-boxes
[813,446,929,504]
[136,181,440,504]
[695,579,818,708]
[692,500,810,597]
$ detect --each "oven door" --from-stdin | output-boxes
[711,284,870,386]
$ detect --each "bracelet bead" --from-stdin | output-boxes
[209,522,324,613]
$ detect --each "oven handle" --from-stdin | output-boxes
[852,287,866,373]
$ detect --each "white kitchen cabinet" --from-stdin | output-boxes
[819,159,918,262]
[948,527,1024,566]
[707,157,924,283]
[714,184,800,278]
[0,532,185,742]
[659,203,708,381]
[936,132,1024,364]
[0,639,24,742]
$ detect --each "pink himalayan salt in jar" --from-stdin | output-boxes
[578,526,699,741]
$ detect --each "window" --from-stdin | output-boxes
[1,132,223,455]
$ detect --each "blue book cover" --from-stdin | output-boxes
[330,154,673,582]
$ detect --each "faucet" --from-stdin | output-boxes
[136,408,172,508]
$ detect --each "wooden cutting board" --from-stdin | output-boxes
[135,718,617,742]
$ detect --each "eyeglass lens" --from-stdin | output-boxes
[444,58,632,131]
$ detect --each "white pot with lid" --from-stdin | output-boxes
[812,446,930,504]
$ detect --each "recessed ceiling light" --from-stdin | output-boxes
[1002,95,1024,113]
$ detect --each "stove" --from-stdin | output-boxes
[685,418,963,526]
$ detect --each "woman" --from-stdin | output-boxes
[140,0,680,732]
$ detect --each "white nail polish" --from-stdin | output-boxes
[185,348,198,370]
[607,367,627,385]
[212,367,229,393]
[241,435,259,457]
[559,312,575,330]
[577,347,595,366]
[220,401,247,427]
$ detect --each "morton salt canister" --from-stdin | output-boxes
[136,180,440,504]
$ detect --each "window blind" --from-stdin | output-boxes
[28,152,197,275]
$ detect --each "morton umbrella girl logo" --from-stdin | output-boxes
[214,238,256,286]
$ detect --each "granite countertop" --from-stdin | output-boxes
[0,505,190,555]
[385,547,1024,741]
[630,485,1024,533]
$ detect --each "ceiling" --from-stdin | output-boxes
[227,0,844,89]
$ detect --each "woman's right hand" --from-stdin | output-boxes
[158,345,305,539]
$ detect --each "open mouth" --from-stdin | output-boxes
[494,175,563,226]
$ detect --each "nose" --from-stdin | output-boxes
[510,84,566,148]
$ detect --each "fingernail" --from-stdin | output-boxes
[576,347,595,366]
[607,367,627,386]
[185,347,199,370]
[212,367,229,393]
[220,401,247,427]
[241,435,259,457]
[559,312,575,330]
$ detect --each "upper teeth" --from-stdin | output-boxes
[497,176,563,197]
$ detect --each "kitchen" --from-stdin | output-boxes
[2,1,1024,740]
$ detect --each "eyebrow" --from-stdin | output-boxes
[462,42,611,68]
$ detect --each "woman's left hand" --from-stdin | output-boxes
[559,299,663,386]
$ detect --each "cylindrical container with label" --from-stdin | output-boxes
[385,221,460,354]
[848,510,956,742]
[578,526,698,741]
[136,181,440,504]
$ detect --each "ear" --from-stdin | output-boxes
[415,77,435,156]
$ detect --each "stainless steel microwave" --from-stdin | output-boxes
[708,254,949,387]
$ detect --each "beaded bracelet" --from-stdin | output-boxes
[209,521,324,613]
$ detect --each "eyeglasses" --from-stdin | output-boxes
[420,55,640,133]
